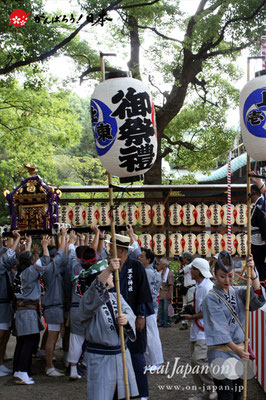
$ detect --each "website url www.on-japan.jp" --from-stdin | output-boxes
[157,384,244,393]
[157,384,198,391]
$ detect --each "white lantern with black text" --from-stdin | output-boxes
[125,203,138,226]
[85,204,99,226]
[153,233,166,256]
[98,203,111,226]
[138,203,151,226]
[240,70,266,160]
[72,204,86,227]
[138,234,153,250]
[152,203,166,226]
[90,75,157,182]
[169,203,183,225]
[169,233,183,256]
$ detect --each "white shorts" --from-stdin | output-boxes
[67,333,85,363]
[48,323,61,332]
[0,322,11,330]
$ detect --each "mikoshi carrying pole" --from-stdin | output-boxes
[100,52,130,400]
[227,150,232,254]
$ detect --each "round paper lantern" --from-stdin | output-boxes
[240,70,266,160]
[223,233,236,255]
[210,232,223,255]
[59,205,73,225]
[138,203,151,226]
[124,203,138,225]
[182,204,196,226]
[90,76,158,182]
[183,233,197,255]
[138,233,153,250]
[152,233,166,256]
[152,203,166,225]
[235,204,248,226]
[84,204,99,226]
[235,233,248,256]
[195,204,209,226]
[196,233,211,256]
[221,204,235,225]
[72,204,86,227]
[169,203,183,225]
[169,233,183,256]
[209,204,222,226]
[113,204,125,226]
[98,203,111,226]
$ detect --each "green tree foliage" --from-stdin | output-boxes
[1,0,265,189]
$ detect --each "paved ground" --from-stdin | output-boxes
[0,324,265,399]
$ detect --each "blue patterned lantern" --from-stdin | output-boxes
[90,74,157,182]
[240,70,266,160]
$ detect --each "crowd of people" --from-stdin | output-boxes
[0,221,265,400]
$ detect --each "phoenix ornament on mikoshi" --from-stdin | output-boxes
[90,75,157,182]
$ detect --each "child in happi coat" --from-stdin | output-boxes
[79,257,139,400]
[202,251,266,400]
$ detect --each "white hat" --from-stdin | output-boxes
[108,234,134,250]
[191,258,212,278]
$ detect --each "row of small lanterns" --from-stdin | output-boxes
[59,203,248,227]
[95,231,248,256]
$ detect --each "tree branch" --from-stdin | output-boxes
[114,0,160,10]
[162,134,196,150]
[0,0,124,75]
[197,0,266,58]
[79,66,121,83]
[137,24,183,43]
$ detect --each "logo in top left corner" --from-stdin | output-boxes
[9,9,30,27]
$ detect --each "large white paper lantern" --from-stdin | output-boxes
[223,233,236,255]
[84,204,99,226]
[210,232,223,255]
[235,233,248,256]
[124,203,138,225]
[182,204,196,226]
[138,233,153,249]
[59,205,73,225]
[183,233,197,255]
[169,233,183,256]
[72,204,86,227]
[152,203,166,225]
[235,204,248,226]
[138,203,151,226]
[113,204,125,226]
[240,70,266,160]
[196,233,211,256]
[209,204,222,226]
[90,76,158,182]
[153,233,166,256]
[98,203,111,226]
[195,204,209,226]
[169,203,183,225]
[221,204,235,225]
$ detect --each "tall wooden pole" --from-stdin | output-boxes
[100,52,130,400]
[243,58,252,400]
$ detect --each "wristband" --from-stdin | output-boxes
[138,315,145,319]
[99,238,104,240]
[259,184,265,190]
[251,274,258,280]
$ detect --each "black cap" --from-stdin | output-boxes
[217,250,234,273]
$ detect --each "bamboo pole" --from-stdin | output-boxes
[243,58,252,400]
[100,52,130,400]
